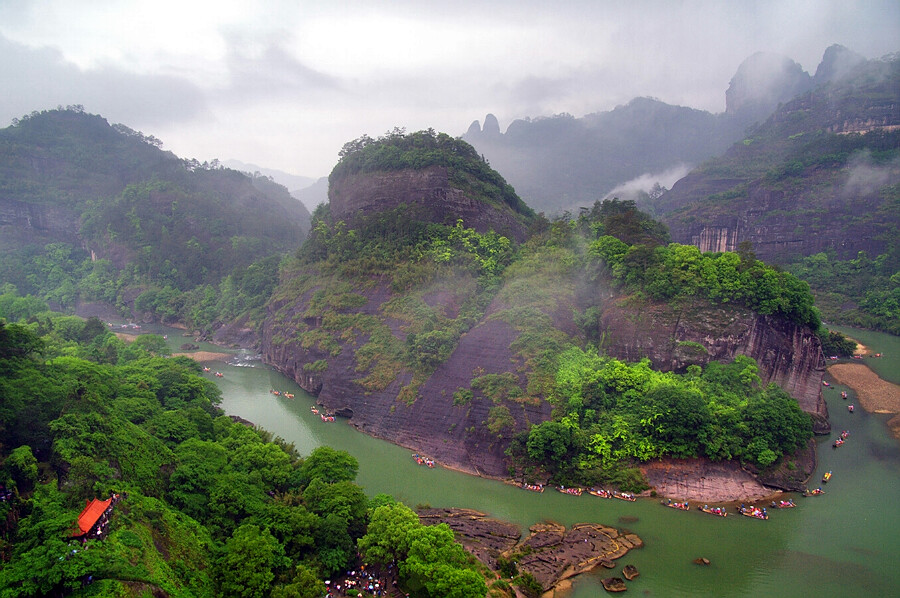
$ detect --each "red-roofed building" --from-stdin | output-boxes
[71,494,119,540]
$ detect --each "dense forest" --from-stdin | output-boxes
[0,309,494,598]
[787,249,900,336]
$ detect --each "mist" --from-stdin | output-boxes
[843,150,900,198]
[603,164,694,202]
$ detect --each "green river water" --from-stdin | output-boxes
[152,325,899,597]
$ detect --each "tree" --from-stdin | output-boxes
[357,502,420,565]
[0,484,100,597]
[302,479,368,537]
[8,445,39,491]
[131,333,170,356]
[252,502,317,560]
[0,322,44,361]
[401,524,486,598]
[230,441,295,492]
[271,564,326,598]
[313,512,355,577]
[216,524,287,598]
[168,438,229,519]
[640,385,710,458]
[299,446,358,484]
[526,421,577,471]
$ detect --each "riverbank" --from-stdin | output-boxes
[827,362,900,440]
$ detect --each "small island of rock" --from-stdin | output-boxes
[418,508,643,594]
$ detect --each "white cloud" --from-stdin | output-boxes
[0,0,897,177]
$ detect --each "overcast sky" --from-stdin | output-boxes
[1,1,897,178]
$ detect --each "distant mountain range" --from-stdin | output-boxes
[461,44,879,216]
[222,159,327,212]
[655,47,899,264]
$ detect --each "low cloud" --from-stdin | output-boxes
[0,33,206,128]
[604,163,693,199]
[842,150,900,197]
[219,32,342,103]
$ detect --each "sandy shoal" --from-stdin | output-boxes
[171,351,231,362]
[828,363,900,440]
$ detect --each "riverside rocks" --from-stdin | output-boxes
[418,508,642,593]
[641,457,776,502]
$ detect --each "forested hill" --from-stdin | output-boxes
[0,107,311,331]
[264,188,823,483]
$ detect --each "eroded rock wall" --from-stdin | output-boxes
[260,277,550,477]
[0,198,81,242]
[329,165,529,242]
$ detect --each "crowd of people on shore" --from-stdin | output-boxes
[325,561,399,598]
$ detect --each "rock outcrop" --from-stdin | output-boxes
[329,165,530,242]
[261,276,551,478]
[0,198,81,243]
[725,52,811,121]
[660,52,900,265]
[418,508,642,594]
[642,457,778,502]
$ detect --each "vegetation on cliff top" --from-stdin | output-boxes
[591,235,821,330]
[329,127,535,218]
[507,351,812,490]
[0,315,487,598]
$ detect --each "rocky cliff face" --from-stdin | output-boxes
[0,198,81,243]
[261,267,829,477]
[261,274,550,477]
[725,52,811,122]
[659,52,900,264]
[664,174,897,264]
[329,165,530,242]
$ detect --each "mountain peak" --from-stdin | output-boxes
[725,52,811,120]
[814,44,867,85]
[482,113,501,136]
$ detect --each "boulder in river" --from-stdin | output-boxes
[694,557,711,566]
[601,577,628,592]
[622,564,639,580]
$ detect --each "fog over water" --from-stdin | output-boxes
[1,0,897,177]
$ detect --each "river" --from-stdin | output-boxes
[151,325,900,597]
